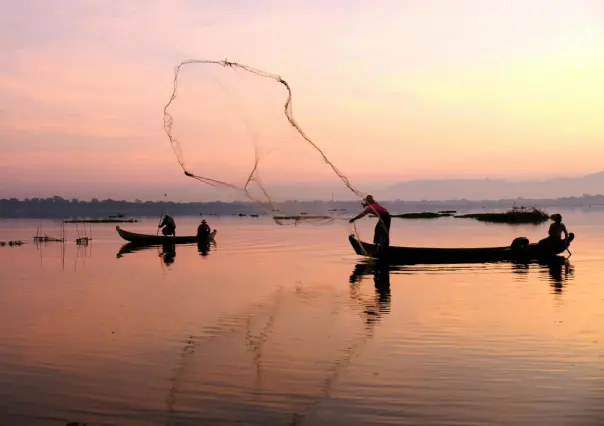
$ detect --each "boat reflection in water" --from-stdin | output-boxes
[349,260,393,325]
[511,257,574,294]
[197,239,213,257]
[161,244,176,265]
[116,239,216,264]
[354,255,574,301]
[544,260,574,292]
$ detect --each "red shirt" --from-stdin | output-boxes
[358,202,389,219]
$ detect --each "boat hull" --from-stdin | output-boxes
[116,226,216,245]
[348,233,573,265]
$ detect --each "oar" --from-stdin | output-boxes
[156,213,164,236]
[156,193,168,236]
[565,232,574,258]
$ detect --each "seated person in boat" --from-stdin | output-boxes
[538,213,569,251]
[159,214,176,236]
[197,219,211,239]
[349,195,391,250]
[549,214,569,242]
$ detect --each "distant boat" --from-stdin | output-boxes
[116,226,216,245]
[273,215,331,220]
[65,218,137,223]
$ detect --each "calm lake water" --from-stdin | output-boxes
[1,209,603,426]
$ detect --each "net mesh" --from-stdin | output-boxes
[162,59,392,253]
[162,59,367,224]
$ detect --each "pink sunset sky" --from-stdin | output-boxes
[1,0,603,201]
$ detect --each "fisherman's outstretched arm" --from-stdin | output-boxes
[349,206,373,222]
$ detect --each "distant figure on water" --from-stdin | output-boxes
[159,214,176,236]
[197,219,211,239]
[349,195,391,251]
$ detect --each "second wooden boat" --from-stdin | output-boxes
[116,226,216,245]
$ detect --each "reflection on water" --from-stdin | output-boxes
[544,260,574,295]
[349,261,392,324]
[116,240,217,265]
[30,239,94,272]
[162,244,176,265]
[0,214,603,426]
[197,239,214,257]
[512,258,575,294]
[164,276,391,426]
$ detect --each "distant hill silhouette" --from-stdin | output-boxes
[1,171,603,219]
[378,171,604,201]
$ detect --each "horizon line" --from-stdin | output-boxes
[3,194,604,204]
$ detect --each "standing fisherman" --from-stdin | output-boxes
[349,195,391,251]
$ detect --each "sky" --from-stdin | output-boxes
[1,0,603,201]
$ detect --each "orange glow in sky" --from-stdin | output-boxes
[0,0,602,201]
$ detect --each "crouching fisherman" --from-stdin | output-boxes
[159,214,176,236]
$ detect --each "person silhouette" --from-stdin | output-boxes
[349,195,391,252]
[159,215,176,236]
[197,219,211,239]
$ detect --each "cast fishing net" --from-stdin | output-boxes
[162,59,368,226]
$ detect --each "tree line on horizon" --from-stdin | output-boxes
[0,195,603,219]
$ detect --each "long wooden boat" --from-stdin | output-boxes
[348,233,574,265]
[116,226,216,245]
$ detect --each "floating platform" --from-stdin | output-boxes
[391,212,453,219]
[64,219,138,223]
[454,208,549,224]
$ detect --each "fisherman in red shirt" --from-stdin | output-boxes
[349,195,391,250]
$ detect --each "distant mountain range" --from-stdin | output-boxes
[376,171,604,201]
[1,171,602,216]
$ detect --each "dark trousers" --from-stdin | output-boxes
[373,213,391,248]
[162,227,175,236]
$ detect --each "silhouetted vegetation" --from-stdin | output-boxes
[455,207,550,224]
[0,196,262,219]
[0,195,603,219]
